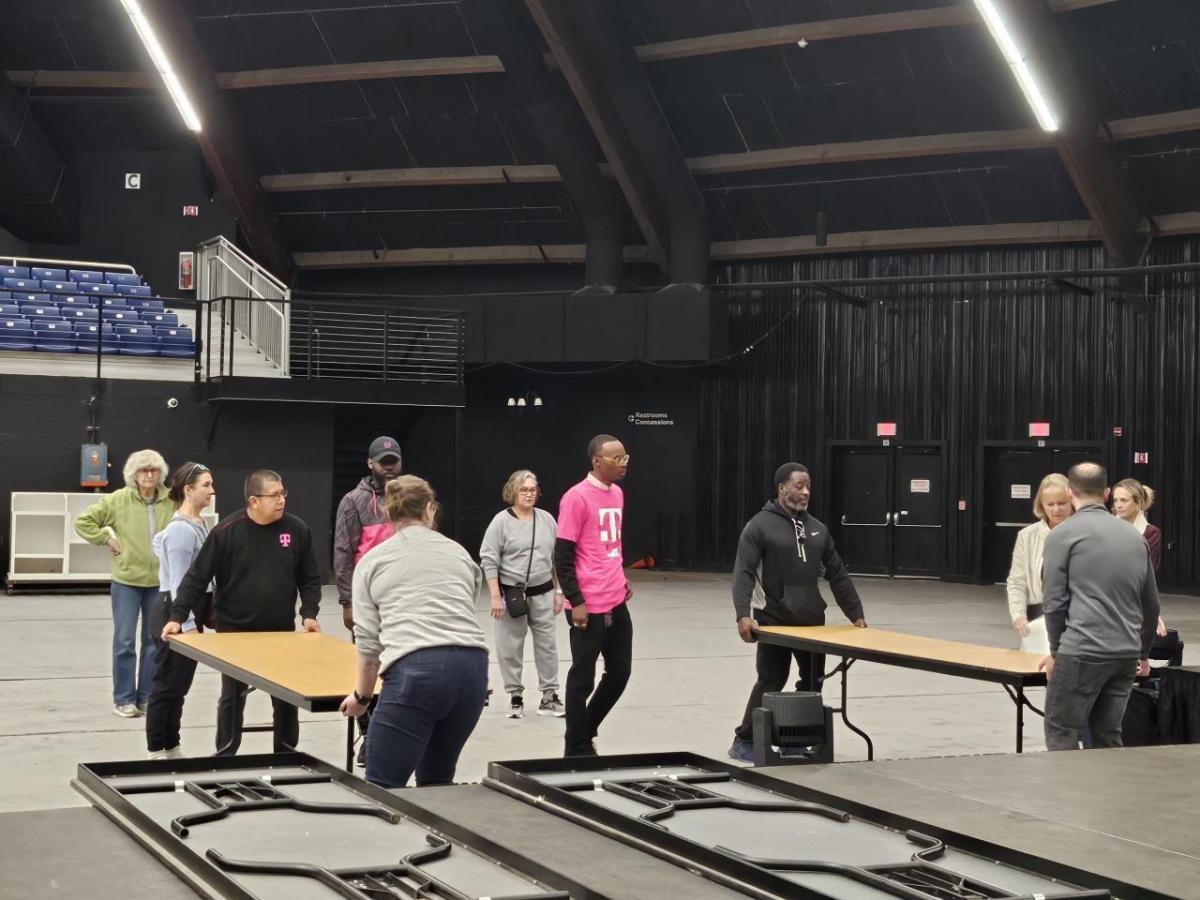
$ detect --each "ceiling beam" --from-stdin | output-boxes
[1105,107,1200,142]
[295,211,1200,269]
[6,57,504,93]
[524,0,669,271]
[261,164,560,193]
[987,0,1142,266]
[135,0,292,280]
[632,0,1118,64]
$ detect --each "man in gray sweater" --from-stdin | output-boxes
[1039,462,1159,751]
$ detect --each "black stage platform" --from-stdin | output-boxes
[2,747,1191,899]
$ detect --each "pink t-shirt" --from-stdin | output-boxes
[557,477,626,614]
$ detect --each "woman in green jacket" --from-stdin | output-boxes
[75,449,174,717]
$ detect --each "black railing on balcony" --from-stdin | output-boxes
[193,295,467,385]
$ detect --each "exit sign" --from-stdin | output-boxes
[1029,422,1051,438]
[877,422,897,437]
[182,205,200,217]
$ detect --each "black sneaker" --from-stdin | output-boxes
[564,741,597,758]
[356,742,367,767]
[537,692,565,717]
[507,693,524,719]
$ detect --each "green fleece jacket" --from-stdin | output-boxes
[75,486,174,587]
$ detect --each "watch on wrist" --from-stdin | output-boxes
[353,690,371,705]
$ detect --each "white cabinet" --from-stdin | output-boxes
[8,492,217,589]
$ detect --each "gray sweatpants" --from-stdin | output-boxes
[495,589,560,696]
[1043,654,1137,751]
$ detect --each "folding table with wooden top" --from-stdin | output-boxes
[756,624,1047,757]
[168,631,372,770]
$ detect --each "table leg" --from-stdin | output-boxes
[345,716,355,773]
[1003,683,1045,753]
[831,658,874,761]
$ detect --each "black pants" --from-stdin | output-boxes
[145,593,198,752]
[216,674,299,755]
[734,642,826,741]
[563,602,633,754]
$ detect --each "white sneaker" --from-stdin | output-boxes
[147,749,170,760]
[114,704,141,718]
[164,746,185,759]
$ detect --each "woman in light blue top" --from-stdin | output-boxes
[145,462,215,759]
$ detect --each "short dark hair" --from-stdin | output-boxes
[588,433,618,461]
[168,461,209,505]
[244,469,282,502]
[774,462,809,488]
[1067,461,1107,499]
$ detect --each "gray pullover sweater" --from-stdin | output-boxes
[478,507,557,588]
[1042,504,1160,659]
[352,525,487,674]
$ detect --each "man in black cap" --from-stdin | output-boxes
[333,436,402,764]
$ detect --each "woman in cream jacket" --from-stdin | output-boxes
[1005,473,1072,654]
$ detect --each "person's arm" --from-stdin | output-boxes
[167,528,220,628]
[1041,531,1071,656]
[555,492,589,627]
[554,539,582,606]
[731,521,764,621]
[1006,529,1031,630]
[332,493,362,608]
[546,512,565,613]
[822,537,866,626]
[341,563,382,717]
[74,493,119,553]
[1146,526,1162,573]
[160,524,198,599]
[296,525,322,630]
[479,515,507,620]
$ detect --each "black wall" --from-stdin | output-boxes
[697,238,1200,589]
[27,150,235,295]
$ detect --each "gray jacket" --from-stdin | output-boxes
[1042,504,1160,659]
[478,507,557,588]
[334,476,387,606]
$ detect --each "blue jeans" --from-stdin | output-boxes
[110,582,158,706]
[366,646,488,789]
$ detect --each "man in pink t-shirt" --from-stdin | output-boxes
[554,433,632,756]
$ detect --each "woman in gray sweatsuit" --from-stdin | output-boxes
[479,469,564,719]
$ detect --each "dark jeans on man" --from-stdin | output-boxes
[216,675,299,755]
[145,593,198,753]
[365,646,488,789]
[563,602,633,755]
[734,643,826,741]
[1044,654,1137,751]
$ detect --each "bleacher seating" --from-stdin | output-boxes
[0,263,192,360]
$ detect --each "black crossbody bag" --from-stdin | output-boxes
[501,513,536,618]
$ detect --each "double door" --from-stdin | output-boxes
[830,443,946,577]
[978,443,1103,583]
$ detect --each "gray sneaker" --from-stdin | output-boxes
[538,692,566,717]
[113,703,141,718]
[507,693,524,719]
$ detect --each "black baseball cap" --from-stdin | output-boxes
[368,436,402,462]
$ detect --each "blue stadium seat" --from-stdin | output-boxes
[63,307,100,322]
[31,267,67,282]
[35,323,77,353]
[101,296,129,309]
[0,303,18,317]
[144,312,179,327]
[0,320,35,351]
[104,272,141,286]
[14,293,51,304]
[26,306,59,320]
[102,309,139,323]
[74,323,118,354]
[1,266,30,280]
[158,328,195,359]
[0,290,10,299]
[154,325,192,337]
[121,284,153,297]
[60,295,99,309]
[69,269,104,283]
[77,282,116,295]
[117,328,161,356]
[42,280,75,294]
[3,277,38,291]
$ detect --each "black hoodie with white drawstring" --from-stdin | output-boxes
[732,500,863,626]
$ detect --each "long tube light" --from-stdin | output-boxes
[118,0,202,132]
[972,0,1059,133]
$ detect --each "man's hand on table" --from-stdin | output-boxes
[851,618,867,628]
[736,616,758,643]
[302,618,321,633]
[1039,655,1055,681]
[161,620,181,641]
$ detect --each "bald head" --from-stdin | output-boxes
[1067,462,1108,501]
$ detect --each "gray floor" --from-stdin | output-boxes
[1,574,1195,814]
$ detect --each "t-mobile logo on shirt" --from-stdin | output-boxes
[598,508,622,542]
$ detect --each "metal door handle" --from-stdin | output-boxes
[994,521,1035,528]
[841,514,889,527]
[895,523,943,529]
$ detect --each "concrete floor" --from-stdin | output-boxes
[1,573,1195,814]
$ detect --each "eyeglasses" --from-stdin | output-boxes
[253,490,288,500]
[517,487,539,494]
[182,462,208,481]
[601,454,631,466]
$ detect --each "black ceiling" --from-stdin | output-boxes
[3,0,1200,264]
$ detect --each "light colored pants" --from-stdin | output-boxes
[495,588,560,696]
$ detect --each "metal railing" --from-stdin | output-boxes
[195,236,290,375]
[0,254,137,274]
[195,295,466,385]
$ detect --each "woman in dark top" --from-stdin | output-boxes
[1113,478,1166,637]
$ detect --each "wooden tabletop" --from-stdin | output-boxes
[168,631,372,711]
[757,624,1046,682]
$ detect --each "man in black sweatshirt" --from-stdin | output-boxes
[729,462,866,762]
[164,469,322,755]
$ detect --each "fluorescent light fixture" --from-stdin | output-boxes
[971,0,1058,132]
[118,0,202,132]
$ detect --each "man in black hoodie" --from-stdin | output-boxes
[729,462,866,762]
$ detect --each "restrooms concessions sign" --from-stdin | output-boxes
[627,411,675,427]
